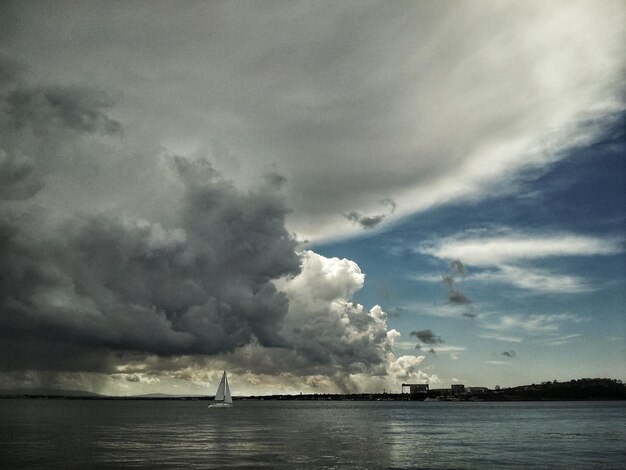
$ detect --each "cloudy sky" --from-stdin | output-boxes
[0,0,624,395]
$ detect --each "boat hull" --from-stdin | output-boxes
[208,402,233,408]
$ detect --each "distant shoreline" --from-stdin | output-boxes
[1,395,625,402]
[2,378,624,402]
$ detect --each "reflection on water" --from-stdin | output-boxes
[1,400,625,469]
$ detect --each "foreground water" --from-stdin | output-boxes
[0,399,624,469]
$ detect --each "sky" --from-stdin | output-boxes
[0,0,624,396]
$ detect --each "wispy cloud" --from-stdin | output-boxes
[471,266,590,293]
[546,333,583,346]
[393,340,420,351]
[405,329,466,360]
[397,302,479,320]
[416,229,622,294]
[479,333,523,343]
[419,231,622,266]
[415,344,466,360]
[483,313,584,333]
[431,345,466,360]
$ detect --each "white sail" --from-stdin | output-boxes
[209,371,233,408]
[223,372,232,404]
[214,372,226,401]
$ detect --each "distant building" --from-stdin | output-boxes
[468,387,489,395]
[401,383,429,394]
[451,384,465,394]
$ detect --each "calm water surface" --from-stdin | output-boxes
[1,400,624,469]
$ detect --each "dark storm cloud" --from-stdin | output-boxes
[0,160,300,363]
[411,329,444,345]
[502,350,516,358]
[414,343,436,355]
[0,65,301,372]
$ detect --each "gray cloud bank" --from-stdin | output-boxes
[1,1,623,242]
[0,64,300,372]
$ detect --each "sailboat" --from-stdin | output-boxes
[208,371,233,408]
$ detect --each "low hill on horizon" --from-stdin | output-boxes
[0,388,103,397]
[0,389,211,398]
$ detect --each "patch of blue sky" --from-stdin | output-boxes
[311,115,625,385]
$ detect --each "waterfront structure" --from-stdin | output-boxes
[451,384,465,394]
[401,383,429,395]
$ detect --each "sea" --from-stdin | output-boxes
[0,399,624,469]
